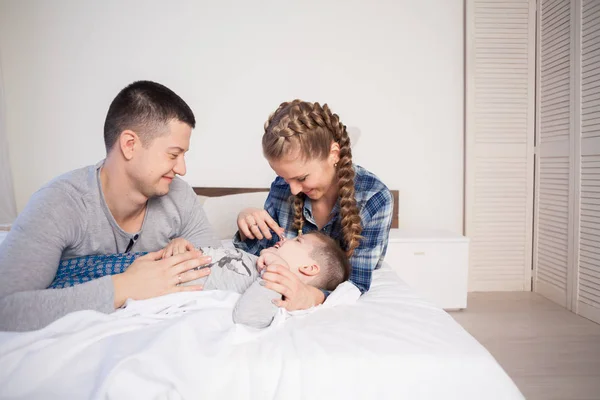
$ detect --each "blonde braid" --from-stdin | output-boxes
[291,194,305,235]
[313,103,362,257]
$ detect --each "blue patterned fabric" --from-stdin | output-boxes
[233,165,393,293]
[49,252,145,289]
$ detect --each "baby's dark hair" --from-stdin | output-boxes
[305,231,351,291]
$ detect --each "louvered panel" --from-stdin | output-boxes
[535,153,570,304]
[581,268,600,283]
[582,1,600,140]
[538,258,568,279]
[581,238,600,253]
[466,0,535,291]
[540,0,572,144]
[539,239,568,258]
[576,1,600,324]
[538,231,568,250]
[469,154,530,288]
[582,196,600,207]
[579,149,600,321]
[470,1,534,142]
[534,0,572,308]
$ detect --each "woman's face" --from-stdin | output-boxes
[268,147,339,201]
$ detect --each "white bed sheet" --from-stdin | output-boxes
[0,263,523,400]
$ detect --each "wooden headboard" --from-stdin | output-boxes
[193,187,399,229]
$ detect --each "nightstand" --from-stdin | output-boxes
[384,228,469,310]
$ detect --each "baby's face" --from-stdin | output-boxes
[261,235,319,274]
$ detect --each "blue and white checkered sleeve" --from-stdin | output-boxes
[348,188,394,293]
[50,252,144,288]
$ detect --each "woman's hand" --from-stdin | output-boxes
[237,208,285,241]
[261,264,325,310]
[161,237,196,259]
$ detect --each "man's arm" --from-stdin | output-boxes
[0,188,116,331]
[0,278,114,331]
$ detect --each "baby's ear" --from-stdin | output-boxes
[299,264,320,277]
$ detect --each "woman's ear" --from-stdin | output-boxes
[329,141,340,165]
[119,130,139,160]
[298,264,321,277]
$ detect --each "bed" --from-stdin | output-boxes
[0,188,523,400]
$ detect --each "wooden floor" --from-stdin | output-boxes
[450,292,600,400]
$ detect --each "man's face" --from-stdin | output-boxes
[130,119,192,198]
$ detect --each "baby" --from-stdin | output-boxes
[50,232,350,328]
[179,231,351,328]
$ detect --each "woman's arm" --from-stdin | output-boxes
[347,188,394,293]
[233,181,286,255]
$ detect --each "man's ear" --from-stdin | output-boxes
[119,130,139,160]
[298,264,320,277]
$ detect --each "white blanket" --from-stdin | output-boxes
[0,266,523,400]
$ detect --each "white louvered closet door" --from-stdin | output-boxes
[535,0,600,323]
[577,0,600,324]
[465,0,536,291]
[534,0,574,308]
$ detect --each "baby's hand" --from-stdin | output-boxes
[161,238,196,259]
[257,250,290,274]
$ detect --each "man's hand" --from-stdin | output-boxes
[112,250,212,308]
[161,238,196,259]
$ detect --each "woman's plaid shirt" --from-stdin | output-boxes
[233,165,393,293]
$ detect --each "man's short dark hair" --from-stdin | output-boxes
[103,80,196,152]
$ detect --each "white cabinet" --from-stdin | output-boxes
[384,228,469,310]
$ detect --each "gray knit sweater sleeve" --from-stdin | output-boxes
[0,187,115,331]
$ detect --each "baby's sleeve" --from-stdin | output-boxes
[232,279,281,329]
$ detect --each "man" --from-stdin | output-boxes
[0,81,219,331]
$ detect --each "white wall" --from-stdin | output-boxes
[0,0,464,233]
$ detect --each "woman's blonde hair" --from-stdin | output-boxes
[262,100,362,257]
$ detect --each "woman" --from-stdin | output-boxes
[233,100,393,311]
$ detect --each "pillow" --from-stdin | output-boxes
[201,192,269,240]
[196,195,209,205]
